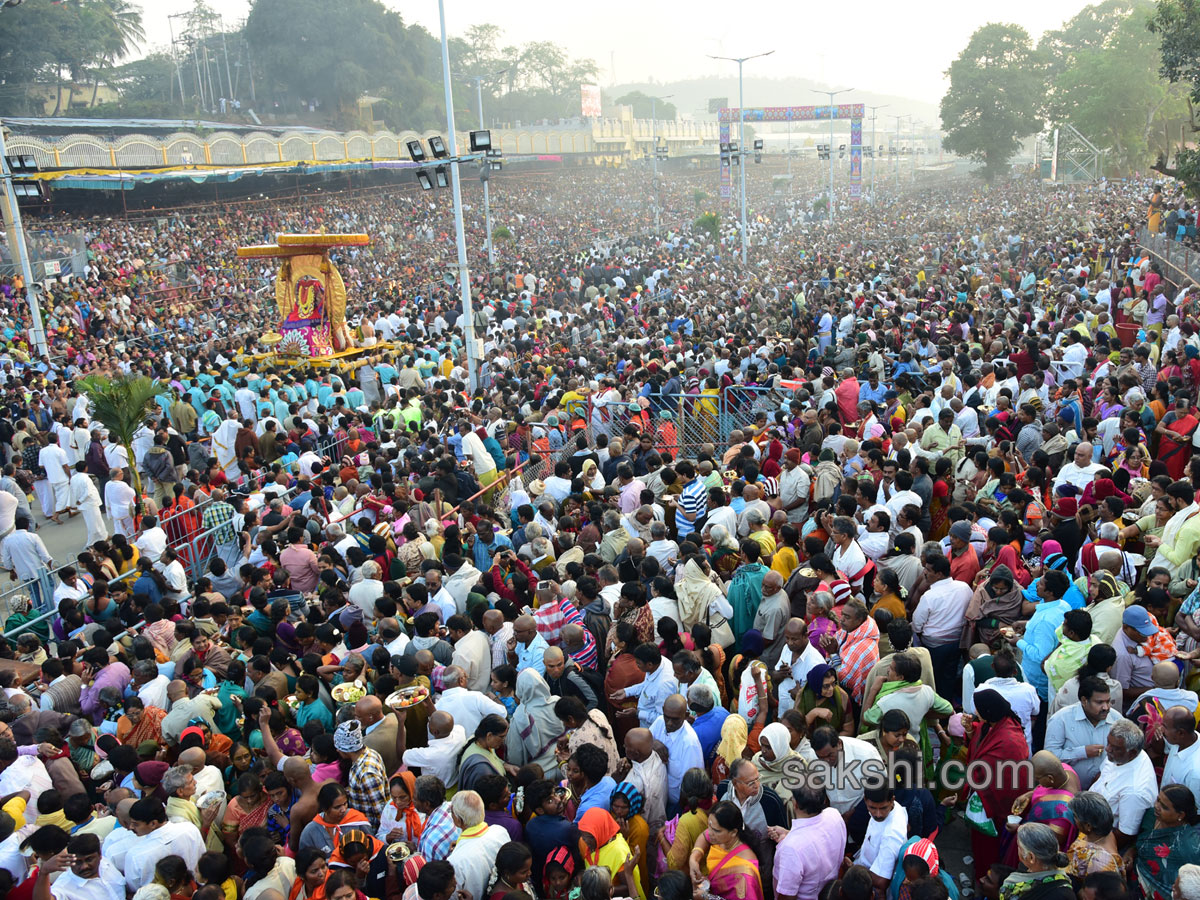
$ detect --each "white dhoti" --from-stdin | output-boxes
[49,480,69,513]
[80,503,108,548]
[32,480,52,517]
[110,514,135,537]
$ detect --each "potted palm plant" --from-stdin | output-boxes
[77,373,164,507]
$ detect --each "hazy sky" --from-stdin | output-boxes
[142,0,1103,104]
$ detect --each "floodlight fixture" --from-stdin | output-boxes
[469,130,491,153]
[429,135,449,158]
[406,140,427,163]
[435,165,449,188]
[416,169,434,190]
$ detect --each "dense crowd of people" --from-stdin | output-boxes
[0,158,1198,900]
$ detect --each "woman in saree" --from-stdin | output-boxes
[962,565,1025,649]
[806,592,838,656]
[578,807,645,900]
[220,771,271,852]
[968,690,1033,880]
[705,526,742,580]
[1136,785,1200,900]
[975,527,1031,589]
[799,664,854,735]
[117,696,168,747]
[606,581,655,649]
[675,558,734,649]
[457,714,511,793]
[750,723,804,793]
[929,457,954,541]
[506,669,564,779]
[710,715,752,786]
[687,801,764,900]
[999,824,1074,900]
[666,769,716,873]
[1002,751,1076,867]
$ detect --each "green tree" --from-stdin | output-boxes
[940,24,1045,181]
[78,374,163,501]
[1147,0,1200,105]
[615,91,677,120]
[84,0,146,107]
[694,212,719,242]
[1046,6,1187,170]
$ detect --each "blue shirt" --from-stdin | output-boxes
[692,705,731,763]
[472,532,513,572]
[514,633,551,677]
[575,775,618,823]
[1018,599,1070,699]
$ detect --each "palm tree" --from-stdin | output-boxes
[78,373,162,501]
[84,0,146,107]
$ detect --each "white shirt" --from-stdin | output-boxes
[978,677,1041,750]
[912,577,973,646]
[138,673,171,710]
[100,826,137,872]
[1091,751,1158,837]
[1053,461,1105,493]
[855,803,909,880]
[450,630,492,694]
[448,823,509,900]
[403,724,468,787]
[136,526,169,563]
[69,472,101,510]
[816,736,883,814]
[434,687,506,736]
[50,858,125,900]
[39,444,70,484]
[777,641,825,715]
[0,530,52,580]
[123,821,205,892]
[1162,738,1200,804]
[625,752,669,833]
[104,479,137,521]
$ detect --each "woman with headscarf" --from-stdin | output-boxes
[966,689,1032,879]
[458,715,510,793]
[610,782,650,900]
[135,760,170,801]
[541,846,580,900]
[711,715,751,785]
[675,557,734,648]
[962,565,1025,649]
[377,771,424,844]
[577,807,645,900]
[506,669,564,779]
[974,527,1031,590]
[579,459,605,494]
[704,526,742,580]
[751,723,803,792]
[799,663,854,735]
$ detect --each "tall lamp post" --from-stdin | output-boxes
[0,123,47,358]
[436,0,478,391]
[868,104,888,201]
[455,67,508,269]
[891,114,911,184]
[812,87,853,223]
[648,93,672,232]
[709,51,773,265]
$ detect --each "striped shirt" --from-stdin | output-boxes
[534,598,586,646]
[830,616,881,704]
[569,627,599,671]
[675,476,708,537]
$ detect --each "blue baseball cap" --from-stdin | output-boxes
[1122,606,1157,638]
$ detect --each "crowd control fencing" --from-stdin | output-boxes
[1139,227,1200,286]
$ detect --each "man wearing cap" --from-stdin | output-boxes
[335,719,388,829]
[1114,606,1157,694]
[947,521,980,585]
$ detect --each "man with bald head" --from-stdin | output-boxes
[161,679,222,745]
[282,756,320,851]
[614,727,667,833]
[355,695,401,774]
[649,694,703,812]
[506,614,550,677]
[1161,705,1200,801]
[482,608,514,668]
[176,746,223,798]
[1053,441,1104,492]
[543,646,597,707]
[403,710,467,788]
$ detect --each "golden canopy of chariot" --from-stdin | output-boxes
[237,233,370,358]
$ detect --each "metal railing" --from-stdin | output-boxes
[1138,226,1200,285]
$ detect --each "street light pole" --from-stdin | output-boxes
[0,122,48,359]
[437,0,478,392]
[455,68,508,270]
[648,93,672,232]
[710,51,773,266]
[812,87,853,223]
[868,104,888,201]
[891,114,911,185]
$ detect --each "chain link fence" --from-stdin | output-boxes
[1139,227,1200,285]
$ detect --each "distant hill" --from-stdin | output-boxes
[605,75,939,130]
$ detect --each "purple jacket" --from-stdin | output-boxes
[80,662,131,723]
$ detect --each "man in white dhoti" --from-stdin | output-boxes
[211,417,241,480]
[104,468,137,537]
[38,440,72,524]
[70,462,107,549]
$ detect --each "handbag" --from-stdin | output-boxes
[706,605,735,649]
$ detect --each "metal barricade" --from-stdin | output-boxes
[1138,227,1200,285]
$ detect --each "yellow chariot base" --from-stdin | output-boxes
[234,340,405,374]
